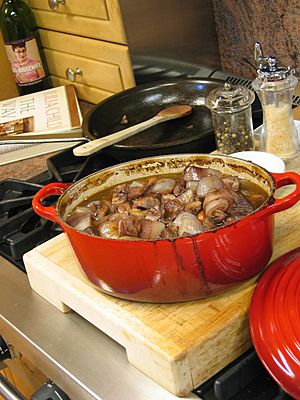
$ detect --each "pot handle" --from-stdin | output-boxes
[32,182,73,224]
[255,171,300,217]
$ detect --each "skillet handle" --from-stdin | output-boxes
[32,182,73,224]
[255,171,300,217]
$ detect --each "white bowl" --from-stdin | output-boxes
[229,151,285,173]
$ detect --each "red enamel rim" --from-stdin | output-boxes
[249,247,300,400]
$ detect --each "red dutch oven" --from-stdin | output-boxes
[32,154,300,303]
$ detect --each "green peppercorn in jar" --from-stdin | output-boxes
[206,83,255,155]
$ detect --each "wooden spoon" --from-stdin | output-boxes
[73,105,193,157]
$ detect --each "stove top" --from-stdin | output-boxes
[0,149,118,271]
[0,75,292,400]
[0,146,294,400]
[193,347,293,400]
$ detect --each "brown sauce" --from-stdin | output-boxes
[82,174,267,209]
[66,167,269,240]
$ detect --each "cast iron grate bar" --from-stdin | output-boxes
[0,148,119,270]
[0,196,33,213]
[47,149,118,182]
[0,179,43,197]
[7,226,52,260]
[193,348,293,400]
[0,178,62,269]
[0,208,36,241]
[0,208,62,260]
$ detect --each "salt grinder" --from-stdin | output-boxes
[252,42,300,160]
[206,82,255,155]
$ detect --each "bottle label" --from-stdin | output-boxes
[4,37,46,86]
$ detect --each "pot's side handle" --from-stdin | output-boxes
[32,182,73,224]
[257,171,300,217]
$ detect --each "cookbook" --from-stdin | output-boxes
[0,85,86,144]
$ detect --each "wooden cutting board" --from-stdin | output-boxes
[23,174,300,397]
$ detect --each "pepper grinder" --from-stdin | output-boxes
[252,42,300,160]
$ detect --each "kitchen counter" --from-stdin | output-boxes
[0,153,51,180]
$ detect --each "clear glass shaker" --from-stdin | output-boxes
[206,82,255,155]
[252,42,299,160]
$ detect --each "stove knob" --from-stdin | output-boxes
[31,380,70,400]
[0,336,11,362]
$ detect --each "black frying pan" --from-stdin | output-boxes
[81,78,223,161]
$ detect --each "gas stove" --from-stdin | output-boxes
[0,149,294,400]
[0,150,118,272]
[0,68,295,399]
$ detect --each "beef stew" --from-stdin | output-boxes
[66,165,268,240]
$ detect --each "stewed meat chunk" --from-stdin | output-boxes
[66,165,268,240]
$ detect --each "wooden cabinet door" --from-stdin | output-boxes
[40,29,135,103]
[27,0,128,44]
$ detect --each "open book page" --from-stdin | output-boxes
[0,142,35,155]
[0,141,81,166]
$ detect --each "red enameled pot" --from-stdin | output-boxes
[32,154,300,303]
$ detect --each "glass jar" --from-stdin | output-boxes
[252,42,299,161]
[206,82,255,155]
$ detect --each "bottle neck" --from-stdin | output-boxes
[1,0,21,10]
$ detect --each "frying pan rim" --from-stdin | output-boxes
[82,77,224,150]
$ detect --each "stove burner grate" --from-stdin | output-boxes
[0,179,62,271]
[0,148,120,271]
[47,150,117,182]
[193,348,292,400]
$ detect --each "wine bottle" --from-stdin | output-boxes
[0,0,52,95]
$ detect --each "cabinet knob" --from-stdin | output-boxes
[48,0,65,11]
[65,67,82,82]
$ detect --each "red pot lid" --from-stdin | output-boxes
[249,247,300,399]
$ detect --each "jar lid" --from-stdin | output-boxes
[249,247,300,399]
[254,42,295,82]
[206,82,255,114]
